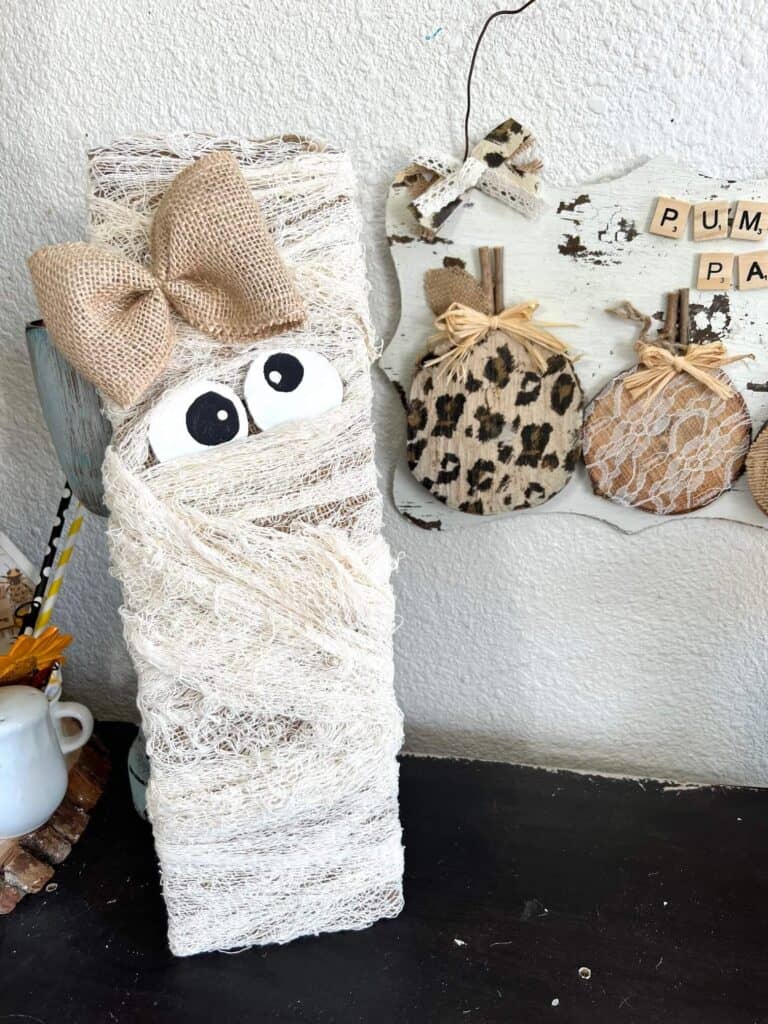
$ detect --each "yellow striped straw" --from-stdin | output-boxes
[34,501,84,636]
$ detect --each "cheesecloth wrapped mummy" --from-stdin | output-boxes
[69,134,402,954]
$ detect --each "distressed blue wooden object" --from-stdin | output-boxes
[26,321,112,517]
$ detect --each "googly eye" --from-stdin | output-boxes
[244,349,343,432]
[148,380,248,463]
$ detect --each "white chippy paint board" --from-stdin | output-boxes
[383,155,768,532]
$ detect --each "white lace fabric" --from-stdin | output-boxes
[411,152,543,222]
[583,369,750,514]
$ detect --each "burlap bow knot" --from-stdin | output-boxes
[425,301,572,377]
[28,152,305,408]
[625,341,753,403]
[410,118,543,237]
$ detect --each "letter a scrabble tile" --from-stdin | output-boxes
[738,251,768,290]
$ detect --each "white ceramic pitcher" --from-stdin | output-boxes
[0,685,93,839]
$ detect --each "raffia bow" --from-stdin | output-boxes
[424,301,572,377]
[28,152,305,408]
[625,342,753,403]
[410,118,543,237]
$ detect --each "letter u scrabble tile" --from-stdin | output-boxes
[693,201,729,242]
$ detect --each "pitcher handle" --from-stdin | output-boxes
[53,701,94,755]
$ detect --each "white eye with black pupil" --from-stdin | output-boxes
[148,380,248,463]
[264,353,305,392]
[244,349,343,431]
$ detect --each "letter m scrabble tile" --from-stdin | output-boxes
[731,201,768,242]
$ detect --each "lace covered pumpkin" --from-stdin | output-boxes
[583,297,752,516]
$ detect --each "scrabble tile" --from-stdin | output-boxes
[697,253,734,290]
[693,200,729,241]
[649,196,691,239]
[730,201,768,241]
[738,251,768,290]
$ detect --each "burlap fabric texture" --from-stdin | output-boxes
[28,152,305,408]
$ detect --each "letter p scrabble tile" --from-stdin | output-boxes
[697,252,734,291]
[649,196,691,239]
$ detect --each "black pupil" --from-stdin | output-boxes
[185,391,240,447]
[264,353,304,393]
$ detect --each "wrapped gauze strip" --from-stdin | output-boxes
[87,134,403,955]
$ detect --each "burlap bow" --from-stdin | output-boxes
[410,118,543,237]
[424,301,571,377]
[28,152,305,408]
[625,342,753,403]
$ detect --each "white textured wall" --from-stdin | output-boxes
[3,0,768,783]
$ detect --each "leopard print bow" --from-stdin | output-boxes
[410,118,543,238]
[425,301,572,377]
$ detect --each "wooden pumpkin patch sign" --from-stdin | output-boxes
[383,122,768,532]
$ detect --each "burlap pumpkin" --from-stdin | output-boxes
[747,420,768,515]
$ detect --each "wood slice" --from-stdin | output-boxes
[406,330,583,515]
[746,421,768,516]
[583,369,751,515]
[0,737,110,915]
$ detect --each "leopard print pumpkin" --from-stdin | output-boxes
[406,329,583,515]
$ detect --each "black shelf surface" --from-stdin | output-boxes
[2,723,767,1023]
